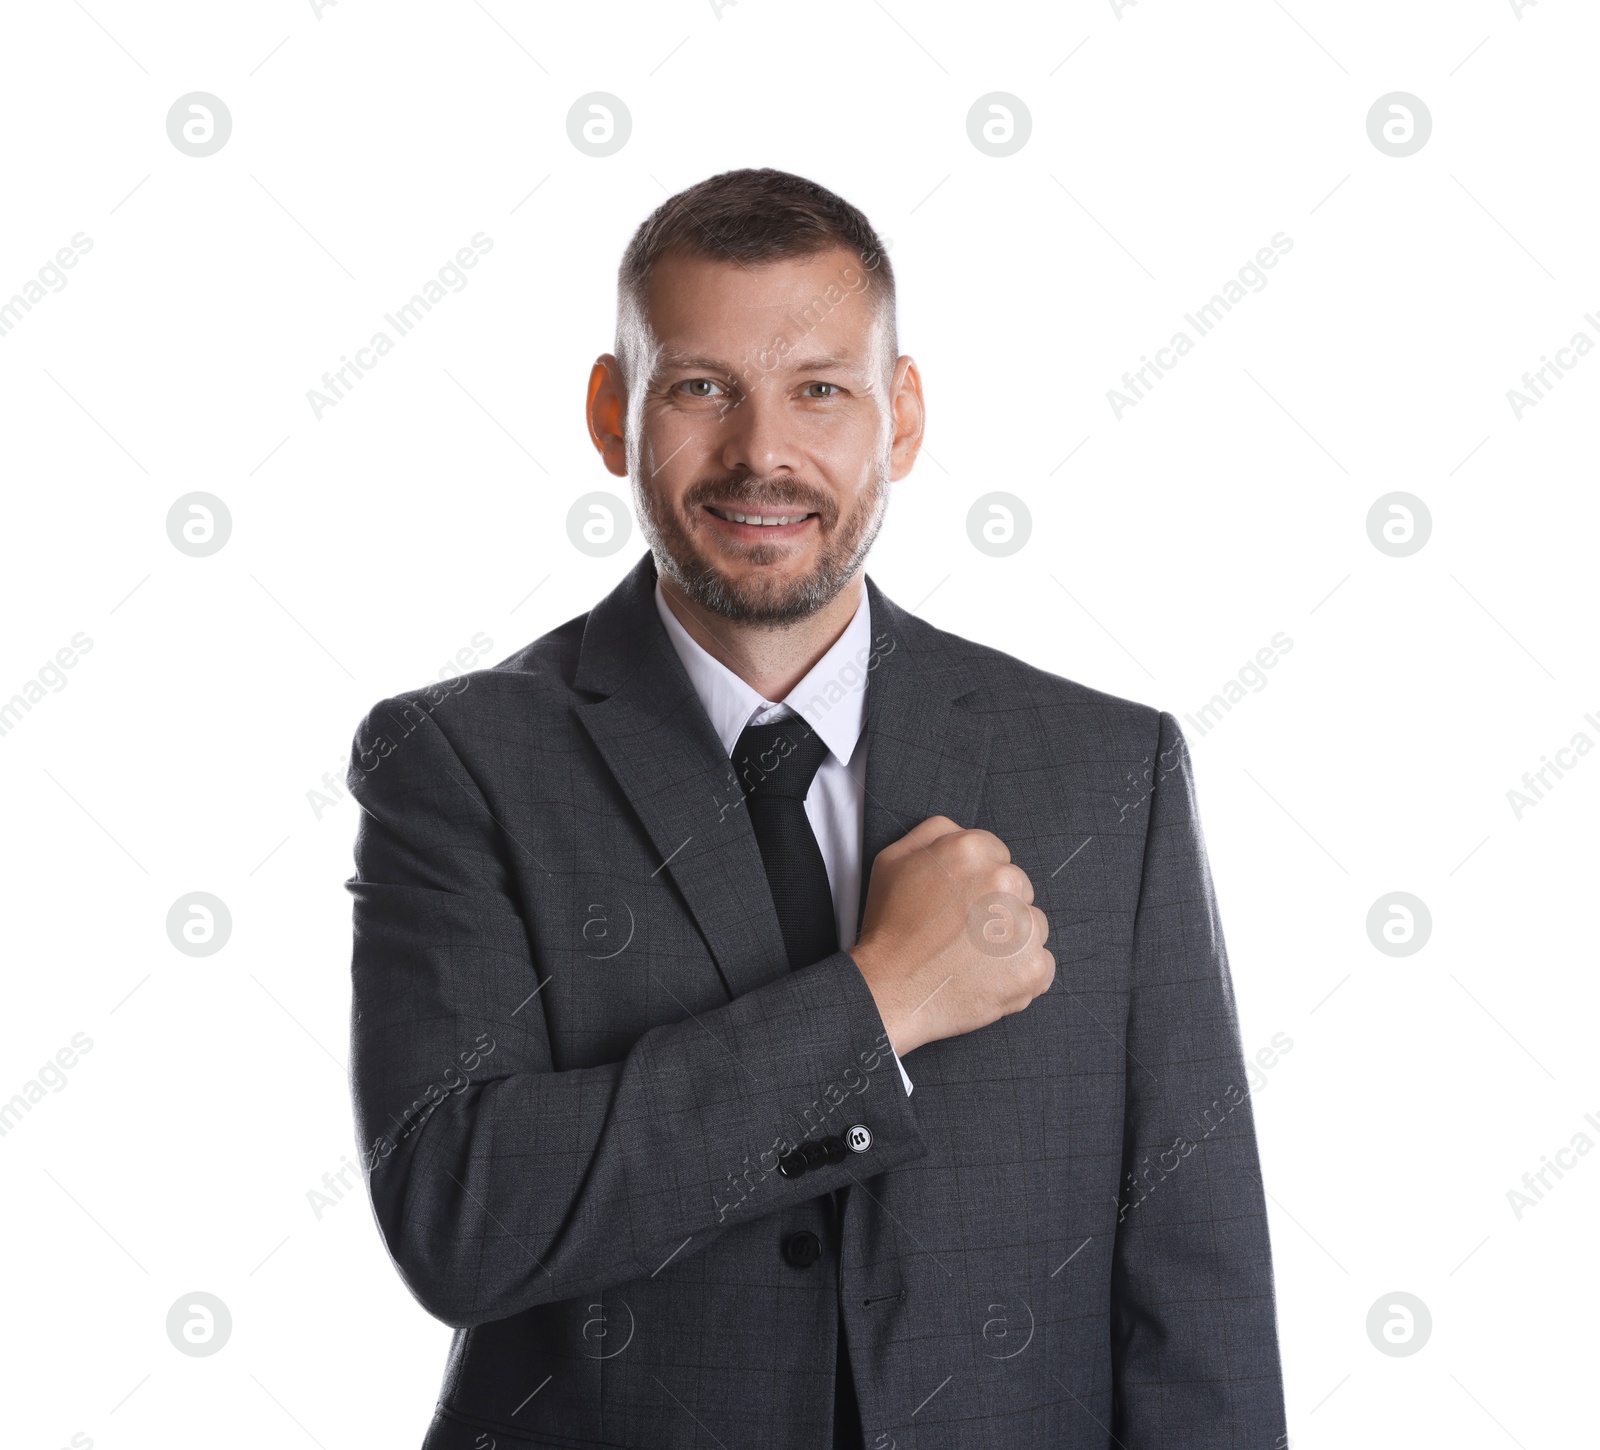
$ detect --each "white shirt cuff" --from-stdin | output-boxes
[891,1047,914,1097]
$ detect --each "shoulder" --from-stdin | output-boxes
[348,609,590,767]
[887,609,1201,829]
[881,601,1170,755]
[483,608,589,688]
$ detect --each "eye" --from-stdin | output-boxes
[677,378,727,398]
[803,382,842,399]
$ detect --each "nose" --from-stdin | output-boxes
[717,375,801,478]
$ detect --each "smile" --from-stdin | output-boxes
[704,505,817,528]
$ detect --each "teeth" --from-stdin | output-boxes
[713,508,810,526]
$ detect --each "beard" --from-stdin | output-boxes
[635,463,889,626]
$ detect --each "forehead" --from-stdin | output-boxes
[642,247,881,369]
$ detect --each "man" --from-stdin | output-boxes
[346,168,1288,1449]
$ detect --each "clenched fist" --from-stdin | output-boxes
[847,816,1055,1057]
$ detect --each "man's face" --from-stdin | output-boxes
[588,247,923,625]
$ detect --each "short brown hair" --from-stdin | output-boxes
[615,167,896,385]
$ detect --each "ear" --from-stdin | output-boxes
[586,355,629,477]
[887,356,925,483]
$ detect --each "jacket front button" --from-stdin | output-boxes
[782,1230,822,1269]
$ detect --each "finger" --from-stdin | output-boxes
[998,863,1034,906]
[948,827,1011,867]
[880,814,964,865]
[913,814,964,842]
[960,825,1011,857]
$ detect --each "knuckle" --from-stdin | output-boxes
[963,829,1008,869]
[993,862,1021,893]
[979,829,1012,863]
[947,832,986,868]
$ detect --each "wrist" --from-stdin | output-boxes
[847,938,919,1057]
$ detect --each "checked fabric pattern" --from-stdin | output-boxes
[344,550,1288,1450]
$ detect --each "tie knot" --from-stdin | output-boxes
[732,717,831,802]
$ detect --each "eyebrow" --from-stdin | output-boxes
[783,353,855,372]
[655,349,736,374]
[653,348,861,377]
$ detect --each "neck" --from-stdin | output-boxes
[658,569,864,703]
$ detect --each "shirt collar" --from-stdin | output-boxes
[654,577,872,766]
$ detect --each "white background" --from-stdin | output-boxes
[2,1,1595,1446]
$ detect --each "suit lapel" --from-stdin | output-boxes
[855,578,995,937]
[573,554,792,1003]
[571,554,993,1004]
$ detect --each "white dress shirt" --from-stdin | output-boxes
[654,579,914,1097]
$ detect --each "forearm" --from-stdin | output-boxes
[354,944,926,1327]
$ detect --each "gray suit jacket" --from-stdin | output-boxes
[346,551,1288,1450]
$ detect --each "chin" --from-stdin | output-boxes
[676,553,836,626]
[639,467,887,626]
[704,536,807,570]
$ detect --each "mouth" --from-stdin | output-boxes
[702,503,819,539]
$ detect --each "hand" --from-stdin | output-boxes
[847,816,1054,1057]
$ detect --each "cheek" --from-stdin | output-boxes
[829,461,877,504]
[810,419,886,491]
[640,410,718,475]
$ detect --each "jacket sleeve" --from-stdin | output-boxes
[1109,711,1289,1448]
[344,689,927,1329]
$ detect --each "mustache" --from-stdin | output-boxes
[683,476,835,520]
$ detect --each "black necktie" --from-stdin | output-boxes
[732,717,839,969]
[730,715,863,1450]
